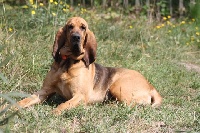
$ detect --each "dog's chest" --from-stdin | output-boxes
[56,67,86,99]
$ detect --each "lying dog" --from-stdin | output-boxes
[18,17,162,115]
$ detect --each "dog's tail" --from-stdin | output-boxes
[150,86,162,107]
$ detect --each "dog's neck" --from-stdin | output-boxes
[57,58,87,71]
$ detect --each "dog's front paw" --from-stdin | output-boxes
[52,108,62,115]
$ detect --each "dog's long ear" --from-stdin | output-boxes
[83,30,97,67]
[52,27,66,62]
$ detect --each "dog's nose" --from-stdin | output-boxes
[72,33,80,41]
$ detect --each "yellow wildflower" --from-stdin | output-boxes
[156,25,161,29]
[9,28,13,32]
[186,42,189,45]
[63,8,67,12]
[167,16,171,19]
[81,8,86,12]
[181,21,185,24]
[172,25,176,28]
[66,4,70,8]
[22,5,29,9]
[52,12,56,16]
[39,3,44,6]
[167,21,171,25]
[60,1,63,4]
[195,27,198,30]
[32,4,37,8]
[196,32,200,36]
[161,24,165,27]
[54,1,58,5]
[50,0,53,3]
[192,18,195,22]
[31,10,36,15]
[163,17,167,20]
[191,36,195,41]
[168,30,171,33]
[129,26,133,29]
[30,0,33,4]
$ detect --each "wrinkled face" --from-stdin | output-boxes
[60,17,88,60]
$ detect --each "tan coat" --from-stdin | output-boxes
[18,17,162,115]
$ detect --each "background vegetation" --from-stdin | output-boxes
[0,0,200,132]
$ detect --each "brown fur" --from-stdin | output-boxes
[17,17,162,115]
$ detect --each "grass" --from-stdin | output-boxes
[0,2,200,133]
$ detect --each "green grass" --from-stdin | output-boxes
[0,3,200,133]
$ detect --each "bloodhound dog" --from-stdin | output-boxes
[18,17,162,115]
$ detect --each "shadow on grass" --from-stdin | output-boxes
[44,94,66,107]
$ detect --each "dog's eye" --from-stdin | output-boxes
[68,25,74,30]
[80,25,86,31]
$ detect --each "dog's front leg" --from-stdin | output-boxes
[17,89,55,108]
[52,94,84,115]
[17,68,58,108]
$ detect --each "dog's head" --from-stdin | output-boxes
[52,17,97,67]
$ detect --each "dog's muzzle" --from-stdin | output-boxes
[71,33,81,55]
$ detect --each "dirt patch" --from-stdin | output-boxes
[178,62,200,74]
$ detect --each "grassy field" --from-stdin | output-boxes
[0,3,200,133]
